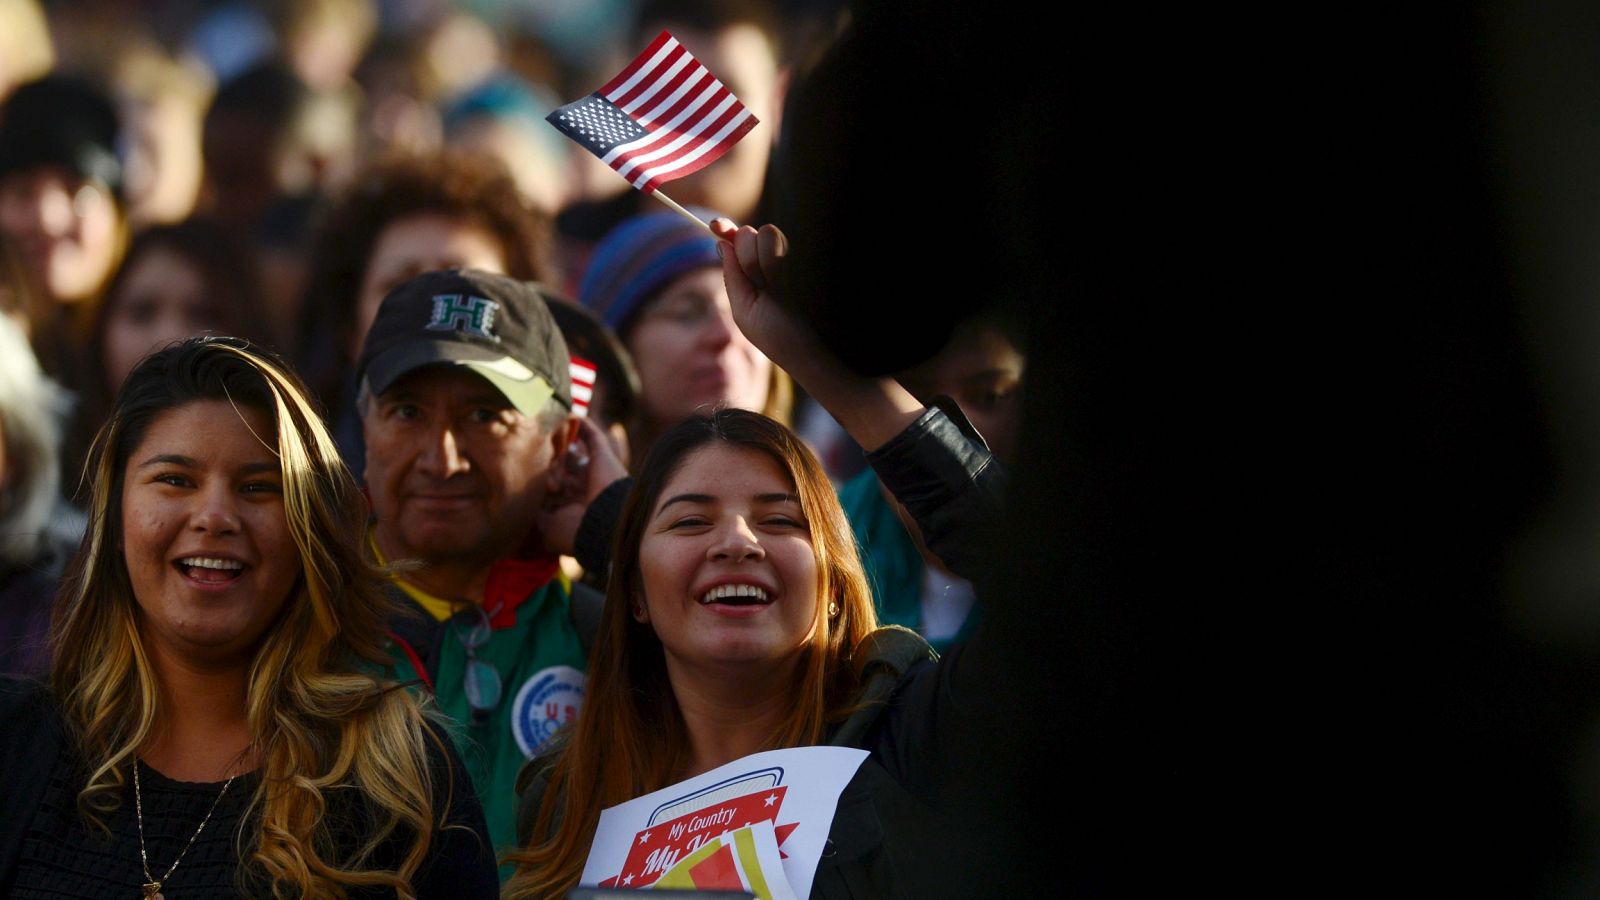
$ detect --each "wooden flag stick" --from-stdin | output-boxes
[648,190,713,233]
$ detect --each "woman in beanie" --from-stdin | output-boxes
[0,76,128,336]
[579,209,791,466]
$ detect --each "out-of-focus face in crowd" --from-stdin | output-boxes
[897,319,1026,463]
[352,214,507,358]
[0,76,127,312]
[0,166,120,307]
[112,47,210,229]
[200,62,358,234]
[441,75,571,216]
[101,245,215,390]
[95,222,268,395]
[580,209,787,460]
[303,152,548,389]
[654,22,781,223]
[626,265,771,432]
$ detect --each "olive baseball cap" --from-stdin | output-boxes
[357,269,572,415]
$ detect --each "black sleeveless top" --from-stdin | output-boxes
[11,757,258,898]
[0,678,500,899]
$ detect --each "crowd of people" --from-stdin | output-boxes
[9,0,1580,895]
[0,1,1037,897]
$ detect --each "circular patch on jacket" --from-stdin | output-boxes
[511,665,586,757]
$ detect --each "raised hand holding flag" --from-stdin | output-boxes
[547,31,759,231]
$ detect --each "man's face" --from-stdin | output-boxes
[363,366,556,571]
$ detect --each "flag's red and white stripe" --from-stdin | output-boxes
[596,31,758,194]
[570,357,598,418]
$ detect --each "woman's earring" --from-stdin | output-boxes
[828,601,840,618]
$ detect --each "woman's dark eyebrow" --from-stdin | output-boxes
[656,492,802,514]
[137,455,279,474]
[137,453,196,469]
[657,493,714,514]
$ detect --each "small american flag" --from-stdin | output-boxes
[547,31,758,195]
[570,356,598,418]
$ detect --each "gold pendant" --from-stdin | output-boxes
[142,882,163,899]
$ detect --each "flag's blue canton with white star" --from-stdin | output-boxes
[548,95,649,156]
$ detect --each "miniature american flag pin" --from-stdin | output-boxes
[570,356,598,418]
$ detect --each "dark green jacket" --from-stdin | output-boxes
[383,569,603,867]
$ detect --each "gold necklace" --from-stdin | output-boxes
[132,759,237,900]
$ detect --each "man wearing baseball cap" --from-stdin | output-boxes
[358,268,603,863]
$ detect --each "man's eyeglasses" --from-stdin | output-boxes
[452,605,503,724]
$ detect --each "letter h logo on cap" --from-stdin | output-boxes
[426,294,500,342]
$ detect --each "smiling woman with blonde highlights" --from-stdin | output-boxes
[0,337,496,898]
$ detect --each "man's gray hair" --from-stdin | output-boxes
[533,395,571,434]
[0,315,69,566]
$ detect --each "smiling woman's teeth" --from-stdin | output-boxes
[700,584,769,604]
[179,557,244,571]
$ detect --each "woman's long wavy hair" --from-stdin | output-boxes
[50,337,448,898]
[506,408,878,898]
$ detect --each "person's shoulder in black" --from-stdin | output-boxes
[0,677,66,893]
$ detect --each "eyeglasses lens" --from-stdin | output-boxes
[463,658,503,711]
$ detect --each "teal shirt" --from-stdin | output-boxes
[838,468,977,653]
[383,576,587,874]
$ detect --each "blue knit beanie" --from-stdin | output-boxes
[578,208,723,333]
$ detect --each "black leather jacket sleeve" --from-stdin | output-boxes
[864,397,1007,582]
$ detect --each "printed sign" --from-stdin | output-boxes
[648,820,792,897]
[581,746,868,899]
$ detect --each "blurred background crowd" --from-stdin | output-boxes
[0,0,811,428]
[0,0,1029,686]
